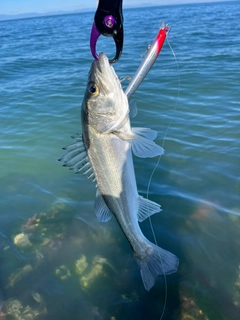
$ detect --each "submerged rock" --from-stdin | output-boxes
[55,265,71,281]
[8,264,33,288]
[75,255,88,275]
[79,256,113,289]
[2,292,47,319]
[13,233,31,247]
[233,264,240,307]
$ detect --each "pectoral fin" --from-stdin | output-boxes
[138,196,161,222]
[132,127,158,140]
[115,130,164,158]
[59,134,95,181]
[131,135,164,158]
[94,189,112,222]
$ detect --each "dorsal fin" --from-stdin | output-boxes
[59,134,95,181]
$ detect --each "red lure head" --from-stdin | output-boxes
[155,25,169,53]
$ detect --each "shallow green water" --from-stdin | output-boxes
[1,2,240,319]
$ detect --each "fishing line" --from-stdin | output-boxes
[146,36,180,320]
[120,76,132,83]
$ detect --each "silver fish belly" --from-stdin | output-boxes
[59,52,179,290]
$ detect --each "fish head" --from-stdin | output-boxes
[82,53,129,134]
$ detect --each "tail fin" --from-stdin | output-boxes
[135,242,179,291]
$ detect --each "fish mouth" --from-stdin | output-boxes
[98,52,111,74]
[89,53,119,93]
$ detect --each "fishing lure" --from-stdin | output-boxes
[125,23,169,99]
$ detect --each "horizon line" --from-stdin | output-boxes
[0,0,235,22]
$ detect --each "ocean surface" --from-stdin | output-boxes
[1,1,240,319]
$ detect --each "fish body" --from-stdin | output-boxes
[60,53,179,290]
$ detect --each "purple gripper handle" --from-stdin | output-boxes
[90,23,101,60]
[90,15,117,61]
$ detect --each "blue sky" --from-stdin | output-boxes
[0,0,233,15]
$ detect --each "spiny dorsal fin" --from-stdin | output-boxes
[59,134,96,181]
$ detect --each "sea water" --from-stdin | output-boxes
[0,1,240,319]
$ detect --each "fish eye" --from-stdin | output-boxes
[88,82,99,96]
